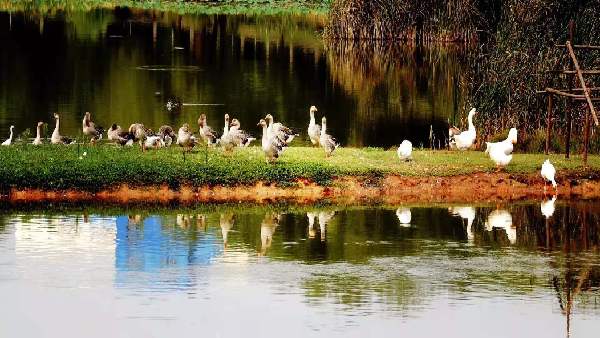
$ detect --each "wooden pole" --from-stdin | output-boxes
[546,94,553,155]
[583,110,590,165]
[565,22,575,159]
[566,41,600,126]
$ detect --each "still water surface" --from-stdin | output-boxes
[0,9,464,147]
[0,202,599,337]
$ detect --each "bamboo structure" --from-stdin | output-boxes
[539,21,600,165]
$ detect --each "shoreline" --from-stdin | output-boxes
[4,172,600,204]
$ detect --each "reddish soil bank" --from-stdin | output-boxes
[3,172,600,204]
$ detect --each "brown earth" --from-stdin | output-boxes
[3,172,600,204]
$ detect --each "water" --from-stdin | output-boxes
[1,202,599,337]
[0,9,465,147]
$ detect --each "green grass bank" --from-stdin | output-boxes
[1,145,599,192]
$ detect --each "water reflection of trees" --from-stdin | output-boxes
[324,41,468,147]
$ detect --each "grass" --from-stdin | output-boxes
[1,144,599,192]
[1,0,331,15]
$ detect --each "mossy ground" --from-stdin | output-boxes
[1,144,599,192]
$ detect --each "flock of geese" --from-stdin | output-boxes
[1,105,559,189]
[0,106,339,162]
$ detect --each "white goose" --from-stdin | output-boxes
[197,114,219,146]
[541,159,557,191]
[108,124,134,146]
[258,118,286,163]
[1,125,14,146]
[82,112,104,144]
[397,140,412,161]
[307,106,321,146]
[540,195,557,219]
[449,108,477,150]
[32,122,44,145]
[396,207,412,227]
[265,114,297,145]
[449,206,476,240]
[320,117,339,157]
[176,123,197,151]
[223,118,255,150]
[485,128,517,171]
[485,209,515,244]
[51,113,74,145]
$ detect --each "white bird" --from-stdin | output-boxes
[51,113,74,145]
[449,108,477,150]
[144,134,165,150]
[485,210,515,244]
[320,116,339,157]
[107,124,134,146]
[223,118,255,150]
[540,195,557,219]
[82,112,104,144]
[197,114,219,146]
[258,118,286,163]
[396,207,412,226]
[32,122,44,145]
[307,106,321,146]
[541,159,557,191]
[265,114,297,145]
[485,127,518,171]
[449,206,476,240]
[176,123,197,151]
[2,125,15,146]
[397,140,412,161]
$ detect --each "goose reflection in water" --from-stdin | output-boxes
[396,207,412,227]
[448,206,476,241]
[317,211,336,241]
[219,213,235,248]
[260,213,281,255]
[485,209,516,244]
[541,195,557,219]
[307,212,317,239]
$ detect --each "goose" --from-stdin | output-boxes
[220,213,235,247]
[197,114,219,146]
[541,159,557,191]
[158,125,176,147]
[449,108,477,150]
[176,123,197,151]
[32,122,44,145]
[307,212,317,239]
[540,195,557,219]
[221,116,254,152]
[396,207,412,227]
[485,209,515,244]
[485,128,517,156]
[51,113,74,145]
[397,140,412,161]
[320,117,339,157]
[258,118,286,163]
[107,124,134,146]
[143,133,165,150]
[2,125,14,146]
[449,206,476,240]
[265,113,297,144]
[128,123,149,146]
[318,211,335,241]
[82,112,104,144]
[260,213,280,255]
[307,106,321,146]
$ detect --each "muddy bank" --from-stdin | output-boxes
[3,172,600,204]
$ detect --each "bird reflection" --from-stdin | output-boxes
[260,213,281,255]
[318,211,336,241]
[220,213,235,248]
[449,206,476,240]
[196,214,207,231]
[128,214,143,226]
[176,214,193,228]
[307,212,317,239]
[485,209,515,244]
[396,207,411,227]
[541,195,557,219]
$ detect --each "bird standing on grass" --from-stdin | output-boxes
[198,114,219,146]
[258,118,286,163]
[485,128,518,172]
[51,114,74,145]
[2,125,14,146]
[32,122,44,145]
[307,106,321,146]
[541,159,557,192]
[158,125,176,147]
[449,108,477,150]
[82,112,104,144]
[320,116,339,157]
[397,140,413,161]
[176,123,197,151]
[265,114,297,145]
[108,124,134,146]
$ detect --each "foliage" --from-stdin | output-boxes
[0,144,599,191]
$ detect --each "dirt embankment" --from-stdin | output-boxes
[4,172,600,204]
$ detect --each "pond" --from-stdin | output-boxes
[0,201,599,337]
[0,9,465,148]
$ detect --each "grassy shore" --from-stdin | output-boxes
[0,144,599,192]
[1,0,330,15]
